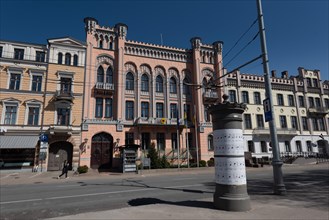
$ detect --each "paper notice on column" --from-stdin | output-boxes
[213,129,244,155]
[215,157,247,185]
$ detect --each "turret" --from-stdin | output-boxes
[84,17,98,34]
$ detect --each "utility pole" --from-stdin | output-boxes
[257,0,286,195]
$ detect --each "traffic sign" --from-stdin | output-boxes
[263,98,273,122]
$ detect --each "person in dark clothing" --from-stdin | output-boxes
[58,160,69,179]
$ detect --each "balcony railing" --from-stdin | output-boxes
[95,82,114,90]
[203,90,219,104]
[276,128,298,136]
[308,107,329,115]
[49,124,73,135]
[55,90,74,100]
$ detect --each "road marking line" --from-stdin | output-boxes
[0,173,19,179]
[0,183,203,204]
[28,173,42,179]
[1,198,42,204]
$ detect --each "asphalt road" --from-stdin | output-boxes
[1,164,328,220]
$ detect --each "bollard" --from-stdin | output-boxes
[209,95,251,211]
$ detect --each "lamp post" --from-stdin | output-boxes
[257,0,286,195]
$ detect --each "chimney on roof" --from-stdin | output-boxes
[281,71,288,79]
[271,70,276,78]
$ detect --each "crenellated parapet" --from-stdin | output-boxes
[124,41,192,63]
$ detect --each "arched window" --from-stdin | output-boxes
[248,141,255,153]
[141,74,149,92]
[183,78,190,95]
[156,75,163,93]
[202,78,207,93]
[109,37,114,50]
[170,77,177,94]
[106,67,113,84]
[65,53,71,65]
[73,55,78,66]
[97,66,104,83]
[58,53,63,64]
[126,72,134,90]
[208,135,214,151]
[99,40,103,49]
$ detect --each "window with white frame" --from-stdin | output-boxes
[261,141,267,153]
[242,91,249,104]
[208,135,214,151]
[55,101,71,126]
[170,103,177,118]
[8,68,22,90]
[141,102,149,118]
[3,102,19,125]
[229,90,236,102]
[57,71,74,95]
[30,72,43,92]
[26,104,40,126]
[254,92,261,104]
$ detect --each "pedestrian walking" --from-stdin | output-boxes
[58,160,69,179]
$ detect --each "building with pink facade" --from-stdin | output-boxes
[80,17,224,170]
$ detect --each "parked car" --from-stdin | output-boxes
[0,159,5,168]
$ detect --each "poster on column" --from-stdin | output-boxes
[213,129,244,155]
[215,157,247,185]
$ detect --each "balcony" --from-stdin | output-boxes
[276,128,298,136]
[55,90,74,101]
[308,107,329,116]
[135,117,154,125]
[94,82,114,96]
[203,90,219,104]
[49,124,73,135]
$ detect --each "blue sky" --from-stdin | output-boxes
[1,0,328,80]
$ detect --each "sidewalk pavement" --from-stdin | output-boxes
[1,164,329,220]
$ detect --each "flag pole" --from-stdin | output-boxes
[185,111,190,168]
[177,109,180,169]
[194,105,199,167]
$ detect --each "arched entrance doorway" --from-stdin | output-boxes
[317,140,329,155]
[48,141,73,171]
[91,132,113,170]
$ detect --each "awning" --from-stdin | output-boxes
[0,135,39,149]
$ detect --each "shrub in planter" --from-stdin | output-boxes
[207,158,215,167]
[77,165,88,174]
[160,155,170,168]
[199,160,207,167]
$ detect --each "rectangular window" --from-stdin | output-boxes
[302,117,309,131]
[285,141,291,152]
[280,115,287,128]
[308,97,314,108]
[35,51,45,62]
[9,73,21,90]
[141,102,149,118]
[57,108,70,126]
[141,132,150,150]
[0,46,3,57]
[315,98,321,108]
[157,133,165,151]
[156,103,164,118]
[306,78,312,87]
[126,101,134,120]
[4,105,17,125]
[277,94,284,106]
[242,91,249,104]
[254,92,261,104]
[288,95,295,106]
[125,132,134,145]
[171,133,177,150]
[105,98,113,118]
[319,118,325,131]
[298,96,305,107]
[306,141,312,152]
[28,107,39,125]
[244,114,252,129]
[248,141,254,153]
[184,104,191,121]
[324,98,329,108]
[60,77,72,94]
[291,116,298,129]
[170,103,177,118]
[229,90,236,103]
[296,141,302,152]
[312,118,319,131]
[261,141,267,153]
[312,78,318,87]
[31,75,42,92]
[256,114,264,128]
[14,48,24,60]
[95,98,103,118]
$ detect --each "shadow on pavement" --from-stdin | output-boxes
[247,169,329,210]
[128,197,214,210]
